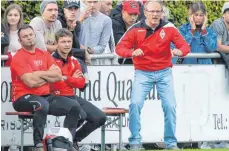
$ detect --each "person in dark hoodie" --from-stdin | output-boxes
[57,0,90,88]
[110,0,145,21]
[112,1,140,64]
[1,24,9,66]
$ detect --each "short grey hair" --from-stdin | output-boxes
[144,0,163,11]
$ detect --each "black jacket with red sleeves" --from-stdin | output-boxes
[115,19,190,71]
[51,52,86,96]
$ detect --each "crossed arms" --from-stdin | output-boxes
[21,64,62,88]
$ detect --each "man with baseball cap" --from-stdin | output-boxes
[211,2,229,68]
[112,1,140,64]
[30,0,62,53]
[58,0,81,53]
[110,0,144,22]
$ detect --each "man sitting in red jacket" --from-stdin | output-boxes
[51,28,106,151]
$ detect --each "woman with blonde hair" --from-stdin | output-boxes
[177,2,217,64]
[2,4,24,54]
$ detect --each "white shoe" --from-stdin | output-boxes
[199,142,212,149]
[79,144,91,151]
[213,141,229,149]
[90,145,100,151]
[225,142,229,148]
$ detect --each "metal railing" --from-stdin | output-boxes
[0,53,221,61]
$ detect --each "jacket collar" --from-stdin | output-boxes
[53,51,69,64]
[141,19,168,31]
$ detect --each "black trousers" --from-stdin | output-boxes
[13,94,81,146]
[67,95,106,142]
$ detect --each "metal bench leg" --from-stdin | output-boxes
[119,114,123,151]
[21,118,24,151]
[101,124,105,151]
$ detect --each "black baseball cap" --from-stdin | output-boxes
[64,0,80,8]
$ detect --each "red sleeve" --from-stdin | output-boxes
[115,28,136,58]
[65,76,85,88]
[172,28,190,57]
[45,51,57,69]
[10,58,33,77]
[65,59,85,88]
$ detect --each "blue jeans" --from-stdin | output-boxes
[129,67,177,148]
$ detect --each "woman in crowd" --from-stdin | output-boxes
[2,4,24,54]
[177,2,217,64]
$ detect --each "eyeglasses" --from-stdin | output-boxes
[145,9,163,14]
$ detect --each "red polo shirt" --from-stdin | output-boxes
[10,48,56,102]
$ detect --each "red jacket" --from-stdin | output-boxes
[115,20,190,71]
[51,52,86,96]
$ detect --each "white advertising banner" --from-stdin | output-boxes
[1,65,229,146]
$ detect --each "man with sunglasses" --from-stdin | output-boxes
[116,1,190,150]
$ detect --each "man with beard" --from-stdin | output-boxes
[10,25,81,151]
[211,2,229,68]
[30,0,62,53]
[100,0,113,16]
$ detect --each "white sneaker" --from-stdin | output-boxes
[199,142,212,149]
[90,145,100,151]
[213,141,229,149]
[79,144,91,151]
[225,142,229,148]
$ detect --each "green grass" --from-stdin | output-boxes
[142,149,229,151]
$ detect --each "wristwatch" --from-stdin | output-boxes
[86,47,92,54]
[62,76,67,81]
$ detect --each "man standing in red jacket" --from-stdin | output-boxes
[51,28,106,151]
[116,1,190,150]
